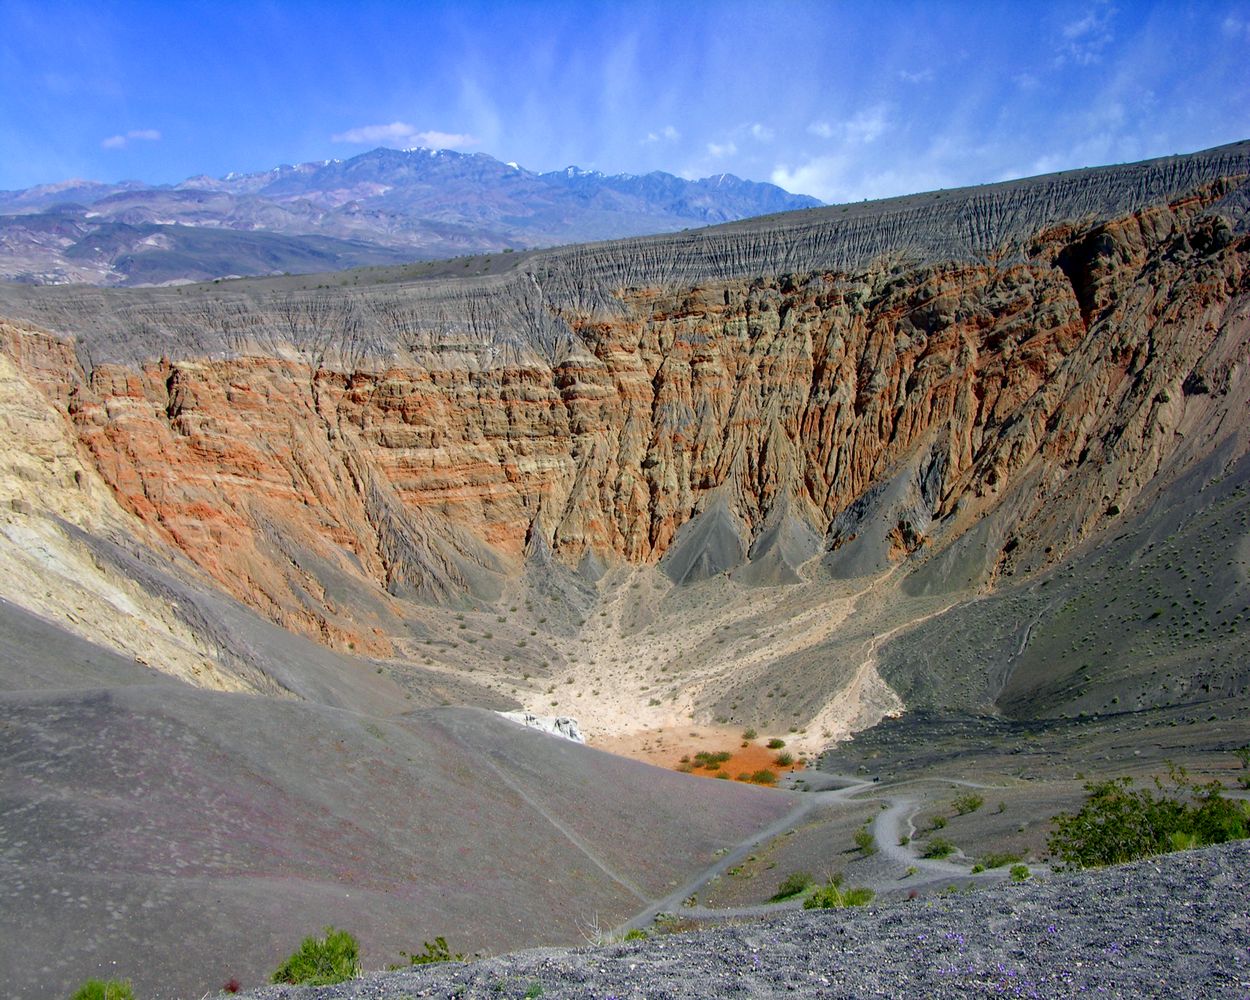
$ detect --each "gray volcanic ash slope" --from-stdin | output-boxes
[249,841,1250,999]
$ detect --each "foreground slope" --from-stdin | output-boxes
[0,615,791,998]
[249,841,1250,999]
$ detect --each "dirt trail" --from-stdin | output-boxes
[616,772,1023,933]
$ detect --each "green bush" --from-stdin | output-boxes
[748,769,778,785]
[952,793,984,815]
[1009,863,1031,882]
[775,752,794,766]
[742,727,758,740]
[271,927,362,985]
[1235,746,1250,789]
[622,928,648,941]
[766,738,786,749]
[1047,772,1250,868]
[853,826,876,855]
[922,836,955,859]
[804,874,874,909]
[770,871,812,901]
[391,936,464,968]
[69,981,135,1000]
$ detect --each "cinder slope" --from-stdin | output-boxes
[0,669,791,999]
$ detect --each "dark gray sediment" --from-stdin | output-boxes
[249,840,1250,999]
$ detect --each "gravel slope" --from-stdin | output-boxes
[249,841,1250,999]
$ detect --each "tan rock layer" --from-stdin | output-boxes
[4,193,1246,653]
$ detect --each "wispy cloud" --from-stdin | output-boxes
[748,122,774,142]
[330,121,478,149]
[643,124,680,144]
[772,153,951,204]
[898,68,934,84]
[101,128,161,150]
[807,105,891,145]
[1222,14,1250,41]
[707,140,737,158]
[1058,2,1117,64]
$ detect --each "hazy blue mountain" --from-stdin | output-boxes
[0,147,820,286]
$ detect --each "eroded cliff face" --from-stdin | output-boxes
[3,181,1246,668]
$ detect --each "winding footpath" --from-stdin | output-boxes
[617,772,1028,932]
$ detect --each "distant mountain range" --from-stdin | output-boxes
[0,147,820,286]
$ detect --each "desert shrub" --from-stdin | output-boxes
[952,792,984,815]
[923,837,955,859]
[971,863,985,873]
[766,738,786,749]
[749,769,778,785]
[978,851,1022,869]
[1234,746,1250,789]
[742,727,758,740]
[930,815,948,831]
[392,936,465,968]
[693,750,732,768]
[853,827,876,855]
[898,834,910,846]
[1047,772,1250,868]
[271,927,361,985]
[622,928,648,941]
[770,871,812,901]
[69,981,135,1000]
[804,874,874,909]
[775,752,794,766]
[1009,864,1031,882]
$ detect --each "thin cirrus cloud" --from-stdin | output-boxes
[807,105,891,145]
[643,125,680,144]
[330,122,478,149]
[101,128,161,150]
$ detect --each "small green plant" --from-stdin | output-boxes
[952,792,984,815]
[693,750,733,769]
[898,834,910,846]
[766,738,786,749]
[1236,746,1250,789]
[69,980,135,1000]
[903,865,918,877]
[775,751,794,766]
[749,769,778,785]
[622,928,648,941]
[971,863,985,873]
[523,981,544,998]
[770,871,813,901]
[804,873,874,909]
[392,936,465,968]
[271,927,361,986]
[1009,863,1031,882]
[923,836,955,859]
[742,727,757,740]
[853,826,876,855]
[930,815,948,831]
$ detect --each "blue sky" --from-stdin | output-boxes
[1,0,1246,200]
